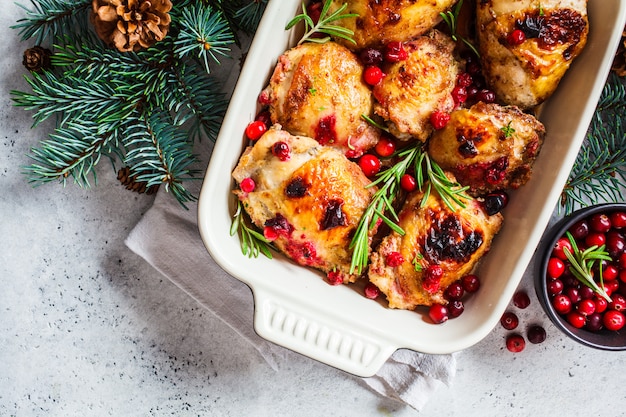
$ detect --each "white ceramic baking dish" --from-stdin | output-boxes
[198,0,626,377]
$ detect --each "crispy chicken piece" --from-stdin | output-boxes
[428,102,545,195]
[261,41,380,158]
[232,126,376,284]
[372,30,462,142]
[327,0,458,50]
[368,180,503,309]
[476,0,589,109]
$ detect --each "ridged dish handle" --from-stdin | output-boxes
[252,287,397,377]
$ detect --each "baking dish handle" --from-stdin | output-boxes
[252,287,398,377]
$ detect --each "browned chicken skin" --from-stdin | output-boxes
[328,0,458,50]
[476,0,588,109]
[262,41,380,158]
[232,126,377,284]
[428,102,545,195]
[368,178,503,309]
[373,30,461,142]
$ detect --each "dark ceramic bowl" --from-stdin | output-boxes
[535,203,626,350]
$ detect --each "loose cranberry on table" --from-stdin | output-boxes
[506,333,525,353]
[512,291,531,309]
[500,311,519,330]
[527,325,547,344]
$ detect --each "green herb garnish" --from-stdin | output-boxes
[349,144,470,274]
[563,231,612,302]
[231,200,274,259]
[286,0,358,45]
[439,0,480,57]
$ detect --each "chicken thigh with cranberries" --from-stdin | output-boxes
[368,176,503,309]
[232,126,377,284]
[428,102,545,195]
[327,0,458,50]
[261,41,380,158]
[372,30,461,142]
[476,0,588,109]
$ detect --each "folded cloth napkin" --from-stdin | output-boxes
[124,44,456,411]
[125,183,456,410]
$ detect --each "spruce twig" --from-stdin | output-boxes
[560,73,626,214]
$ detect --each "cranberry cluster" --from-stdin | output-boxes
[545,210,626,332]
[427,274,481,324]
[500,290,547,353]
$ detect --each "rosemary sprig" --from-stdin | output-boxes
[231,200,274,259]
[285,0,358,45]
[562,231,612,302]
[348,143,470,274]
[416,151,471,210]
[439,0,480,57]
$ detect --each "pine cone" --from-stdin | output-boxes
[22,46,52,72]
[91,0,172,52]
[117,166,160,195]
[612,28,626,77]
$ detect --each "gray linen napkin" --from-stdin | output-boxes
[124,183,456,410]
[124,43,456,411]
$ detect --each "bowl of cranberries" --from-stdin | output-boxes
[536,203,626,350]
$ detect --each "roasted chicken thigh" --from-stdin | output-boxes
[428,102,545,195]
[476,0,588,109]
[368,177,503,309]
[328,0,458,50]
[261,41,380,157]
[232,126,376,284]
[373,30,461,142]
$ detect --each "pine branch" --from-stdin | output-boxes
[12,0,91,44]
[123,110,200,208]
[24,118,119,188]
[174,2,235,74]
[234,0,268,33]
[560,73,626,214]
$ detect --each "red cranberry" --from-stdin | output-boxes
[609,294,626,311]
[610,211,626,229]
[364,66,384,86]
[383,41,408,62]
[547,257,565,279]
[255,110,272,128]
[604,264,619,281]
[245,120,267,140]
[505,334,525,353]
[566,311,586,328]
[568,219,589,240]
[451,85,467,105]
[456,72,473,87]
[444,282,464,301]
[483,191,509,216]
[507,29,526,46]
[512,291,531,309]
[461,274,480,293]
[585,232,606,248]
[606,231,626,258]
[476,89,496,103]
[576,298,596,316]
[359,47,383,66]
[620,252,626,269]
[423,265,443,294]
[400,174,417,192]
[385,251,404,267]
[239,177,255,193]
[552,237,573,261]
[263,226,278,241]
[430,110,451,130]
[327,270,343,286]
[500,311,519,330]
[585,312,604,332]
[526,325,546,344]
[374,136,396,157]
[428,304,449,324]
[565,287,582,304]
[552,293,572,314]
[358,154,381,177]
[594,296,609,313]
[603,310,626,331]
[589,213,612,233]
[547,278,564,296]
[578,285,595,300]
[272,141,291,161]
[448,300,465,318]
[364,282,380,299]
